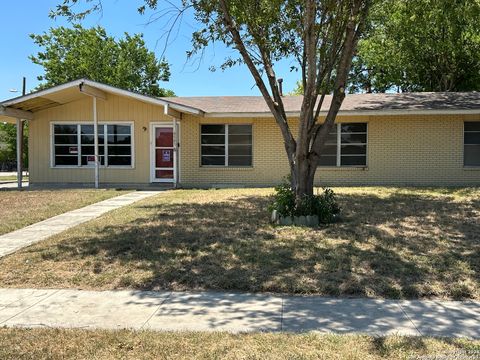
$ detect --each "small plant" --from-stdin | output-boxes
[269,176,341,225]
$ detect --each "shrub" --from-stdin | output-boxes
[269,177,341,224]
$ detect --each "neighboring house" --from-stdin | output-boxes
[0,79,479,188]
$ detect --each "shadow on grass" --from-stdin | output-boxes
[39,189,480,300]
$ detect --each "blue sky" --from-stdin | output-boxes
[0,0,299,100]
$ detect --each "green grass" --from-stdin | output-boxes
[0,187,478,300]
[0,329,478,360]
[0,175,28,181]
[0,189,129,235]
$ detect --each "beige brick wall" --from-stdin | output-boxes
[179,113,480,187]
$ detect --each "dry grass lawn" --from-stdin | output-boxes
[0,187,478,300]
[0,328,478,360]
[0,189,128,235]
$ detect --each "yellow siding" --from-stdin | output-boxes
[29,94,171,184]
[29,94,480,186]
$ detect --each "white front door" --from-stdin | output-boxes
[150,123,178,183]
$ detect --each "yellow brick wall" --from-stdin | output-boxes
[179,113,480,186]
[28,94,480,186]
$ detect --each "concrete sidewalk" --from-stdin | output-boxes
[0,288,478,338]
[0,191,161,258]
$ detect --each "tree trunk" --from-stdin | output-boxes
[292,153,315,204]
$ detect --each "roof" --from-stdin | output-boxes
[162,92,480,117]
[1,78,479,123]
[0,79,203,123]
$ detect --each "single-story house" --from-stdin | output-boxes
[0,79,479,188]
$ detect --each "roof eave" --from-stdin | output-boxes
[0,79,205,118]
[204,109,480,118]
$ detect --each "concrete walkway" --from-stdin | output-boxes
[0,181,29,188]
[0,191,161,258]
[0,288,478,338]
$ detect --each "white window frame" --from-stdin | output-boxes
[200,124,253,167]
[319,123,368,168]
[50,121,135,169]
[463,121,480,168]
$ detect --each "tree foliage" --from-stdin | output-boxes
[0,123,28,168]
[30,25,175,96]
[350,0,480,92]
[51,0,371,201]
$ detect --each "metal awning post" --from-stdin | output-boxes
[16,118,23,188]
[93,97,99,189]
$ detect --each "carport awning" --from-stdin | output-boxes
[0,78,204,122]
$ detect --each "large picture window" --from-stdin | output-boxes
[318,123,367,167]
[53,123,133,167]
[201,124,252,166]
[464,122,480,167]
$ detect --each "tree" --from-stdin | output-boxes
[0,123,28,169]
[30,25,175,96]
[350,0,480,92]
[52,0,371,202]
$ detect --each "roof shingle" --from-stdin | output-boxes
[162,92,480,114]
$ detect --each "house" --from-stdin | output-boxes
[0,79,479,188]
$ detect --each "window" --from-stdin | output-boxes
[464,122,480,167]
[53,123,133,167]
[318,123,367,167]
[201,124,252,166]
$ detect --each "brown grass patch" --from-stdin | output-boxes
[0,328,478,360]
[0,189,128,235]
[0,187,478,300]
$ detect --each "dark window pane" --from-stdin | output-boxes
[465,122,480,131]
[81,146,105,156]
[465,132,480,145]
[108,146,131,156]
[341,156,366,166]
[81,125,95,134]
[341,133,367,144]
[81,156,105,166]
[55,156,78,166]
[318,155,337,166]
[341,144,367,155]
[55,146,77,155]
[201,125,225,134]
[228,145,252,156]
[81,135,104,145]
[229,125,252,135]
[107,125,131,135]
[81,135,95,145]
[228,134,252,145]
[201,135,225,145]
[228,156,252,166]
[108,135,131,145]
[202,156,225,166]
[341,123,367,133]
[54,135,77,145]
[54,124,77,134]
[202,146,225,156]
[464,145,480,166]
[320,145,337,156]
[108,156,131,166]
